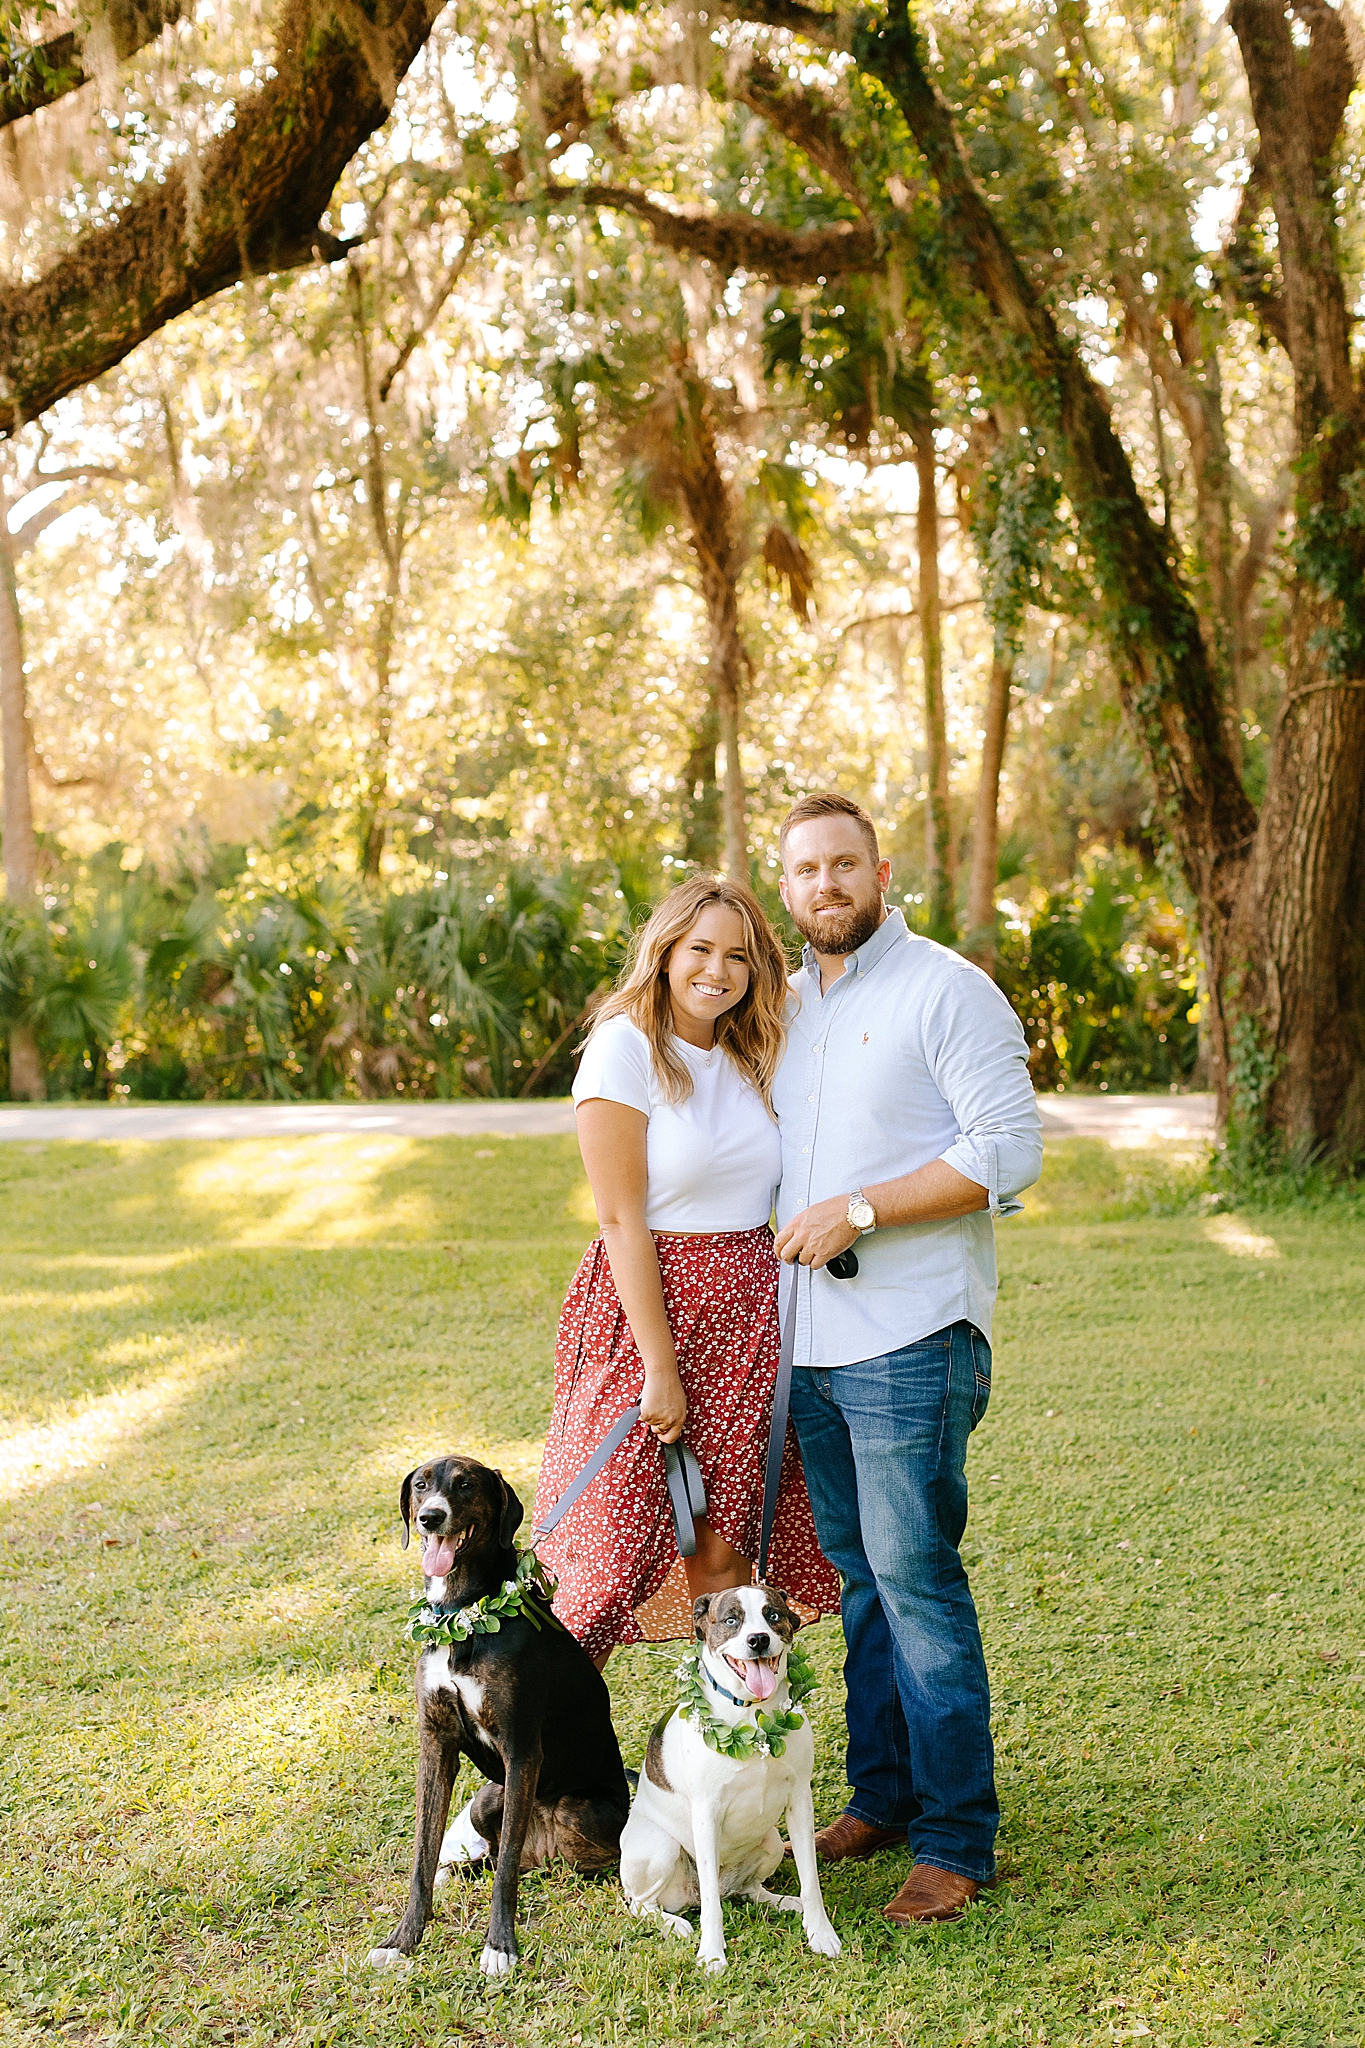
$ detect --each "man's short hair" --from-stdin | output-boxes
[779,793,880,865]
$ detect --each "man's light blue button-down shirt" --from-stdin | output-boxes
[772,909,1043,1368]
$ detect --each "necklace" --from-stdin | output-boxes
[405,1545,563,1650]
[674,1640,818,1760]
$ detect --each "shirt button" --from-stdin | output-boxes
[802,1146,809,1154]
[808,1095,815,1103]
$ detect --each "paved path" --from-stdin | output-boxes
[0,1094,1215,1143]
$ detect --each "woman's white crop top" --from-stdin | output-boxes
[572,1013,781,1233]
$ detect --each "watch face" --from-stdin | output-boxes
[849,1199,875,1229]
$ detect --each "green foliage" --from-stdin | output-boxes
[969,435,1083,652]
[3,845,1210,1101]
[762,281,933,449]
[675,1639,817,1760]
[995,851,1200,1091]
[4,859,635,1102]
[405,1547,563,1648]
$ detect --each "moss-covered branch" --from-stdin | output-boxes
[0,0,193,128]
[560,183,879,282]
[0,0,442,433]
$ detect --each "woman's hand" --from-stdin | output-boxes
[640,1366,687,1445]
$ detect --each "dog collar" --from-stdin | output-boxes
[405,1545,563,1650]
[675,1643,818,1761]
[701,1661,756,1712]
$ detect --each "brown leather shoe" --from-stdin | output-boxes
[811,1814,905,1863]
[883,1864,984,1924]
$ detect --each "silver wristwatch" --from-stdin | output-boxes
[847,1190,877,1233]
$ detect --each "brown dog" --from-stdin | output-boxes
[369,1454,629,1976]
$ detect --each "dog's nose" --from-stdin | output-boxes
[746,1631,772,1655]
[417,1507,446,1531]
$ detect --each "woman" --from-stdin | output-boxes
[532,874,840,1664]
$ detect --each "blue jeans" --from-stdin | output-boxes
[789,1320,997,1883]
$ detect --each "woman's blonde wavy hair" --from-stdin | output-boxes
[587,875,790,1106]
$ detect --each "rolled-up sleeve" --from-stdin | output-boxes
[923,966,1043,1217]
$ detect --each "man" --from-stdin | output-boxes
[772,792,1042,1924]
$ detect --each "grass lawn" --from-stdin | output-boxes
[0,1132,1361,2048]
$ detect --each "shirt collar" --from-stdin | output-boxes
[800,906,908,990]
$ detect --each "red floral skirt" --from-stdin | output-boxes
[532,1228,840,1659]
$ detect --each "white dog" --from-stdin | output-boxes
[619,1583,841,1975]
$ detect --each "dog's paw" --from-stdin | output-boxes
[697,1949,727,1976]
[775,1893,804,1913]
[478,1944,517,1978]
[367,1947,412,1972]
[805,1919,842,1957]
[661,1910,692,1937]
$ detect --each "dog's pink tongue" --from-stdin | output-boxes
[745,1660,778,1702]
[422,1534,457,1577]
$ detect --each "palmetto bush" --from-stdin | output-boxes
[2,846,1200,1101]
[2,860,637,1102]
[994,852,1202,1093]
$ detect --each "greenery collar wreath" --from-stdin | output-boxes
[405,1545,563,1650]
[675,1640,818,1760]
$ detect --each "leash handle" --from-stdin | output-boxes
[758,1264,798,1583]
[535,1405,708,1559]
[664,1438,707,1558]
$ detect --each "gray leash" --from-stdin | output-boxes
[540,1254,843,1578]
[758,1263,798,1583]
[535,1406,709,1558]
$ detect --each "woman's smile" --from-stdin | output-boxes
[665,904,752,1046]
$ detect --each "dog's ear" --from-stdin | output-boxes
[496,1473,525,1550]
[399,1468,418,1551]
[693,1594,713,1641]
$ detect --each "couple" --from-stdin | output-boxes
[532,792,1043,1924]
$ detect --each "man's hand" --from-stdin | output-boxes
[774,1196,861,1270]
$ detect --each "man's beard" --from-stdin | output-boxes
[789,892,883,958]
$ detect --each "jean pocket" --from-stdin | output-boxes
[969,1346,992,1429]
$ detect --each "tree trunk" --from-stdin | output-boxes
[0,506,46,1100]
[912,421,954,940]
[677,374,750,880]
[1227,670,1365,1153]
[0,518,37,901]
[681,704,722,868]
[715,658,747,881]
[1218,0,1365,1157]
[351,259,402,881]
[966,653,1012,972]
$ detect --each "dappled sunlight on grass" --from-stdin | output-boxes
[2,1134,1362,2047]
[0,1282,155,1315]
[0,1347,233,1500]
[176,1136,435,1247]
[29,1251,207,1274]
[1203,1214,1281,1260]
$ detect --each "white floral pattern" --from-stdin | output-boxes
[533,1228,841,1660]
